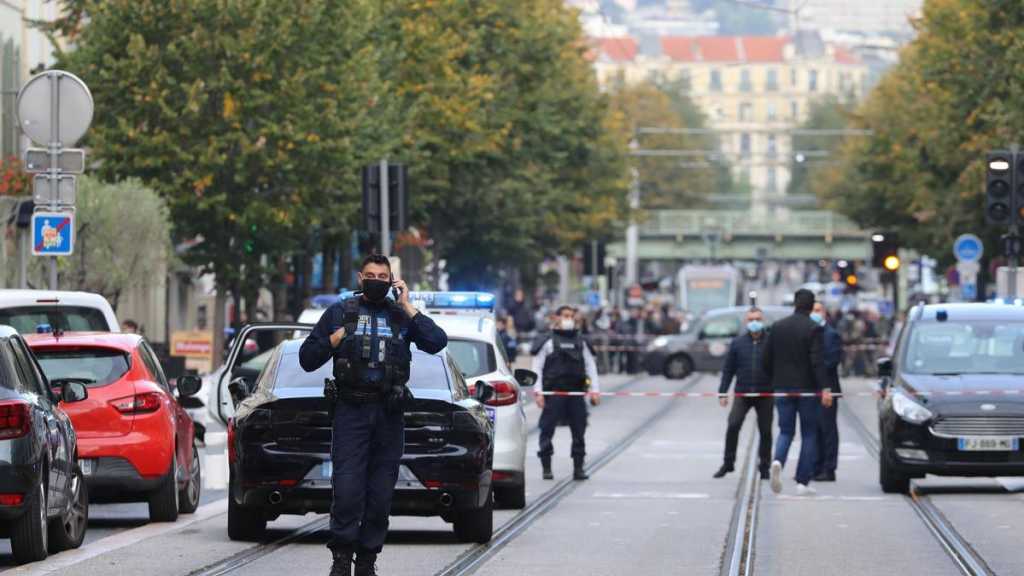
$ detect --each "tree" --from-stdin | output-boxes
[63,177,171,309]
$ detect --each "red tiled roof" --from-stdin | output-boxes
[661,37,697,62]
[695,36,739,61]
[595,37,638,62]
[833,46,860,65]
[741,36,789,62]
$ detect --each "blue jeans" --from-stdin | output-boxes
[329,401,404,554]
[773,397,820,485]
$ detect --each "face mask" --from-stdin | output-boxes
[361,278,391,302]
[559,318,576,331]
[747,320,764,334]
[810,312,825,326]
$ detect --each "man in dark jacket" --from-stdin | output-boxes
[300,254,448,576]
[812,302,844,482]
[714,307,773,480]
[763,289,833,496]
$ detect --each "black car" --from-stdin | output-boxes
[644,306,790,379]
[221,325,496,544]
[0,325,90,564]
[877,303,1024,493]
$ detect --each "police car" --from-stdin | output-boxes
[410,292,530,509]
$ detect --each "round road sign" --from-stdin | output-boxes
[17,70,94,146]
[953,234,983,263]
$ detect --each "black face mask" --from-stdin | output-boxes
[361,278,391,302]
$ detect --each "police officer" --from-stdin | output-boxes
[532,305,601,481]
[300,255,447,576]
[812,301,844,482]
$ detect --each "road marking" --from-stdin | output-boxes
[772,495,888,502]
[590,491,710,500]
[8,499,229,575]
[996,477,1024,492]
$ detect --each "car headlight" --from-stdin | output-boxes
[891,389,933,424]
[648,336,669,350]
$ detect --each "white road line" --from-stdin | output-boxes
[8,499,229,575]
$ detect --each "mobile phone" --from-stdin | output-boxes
[391,282,402,300]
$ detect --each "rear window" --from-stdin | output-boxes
[446,339,496,378]
[0,306,110,334]
[273,349,451,391]
[34,348,130,387]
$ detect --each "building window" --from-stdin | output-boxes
[790,68,798,87]
[767,167,778,192]
[710,69,723,92]
[809,69,819,92]
[646,69,663,84]
[739,102,753,122]
[790,101,799,120]
[739,69,752,93]
[767,102,777,121]
[766,69,779,92]
[767,135,777,158]
[740,133,752,157]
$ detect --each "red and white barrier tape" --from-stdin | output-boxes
[536,389,1024,399]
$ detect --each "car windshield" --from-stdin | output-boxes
[273,349,451,390]
[0,306,110,334]
[34,348,131,387]
[902,321,1024,375]
[446,339,496,378]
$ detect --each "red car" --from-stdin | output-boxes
[24,332,203,522]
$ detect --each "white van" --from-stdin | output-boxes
[0,290,120,333]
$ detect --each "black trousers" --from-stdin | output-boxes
[538,396,588,461]
[723,397,774,473]
[816,398,840,475]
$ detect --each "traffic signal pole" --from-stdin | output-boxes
[380,158,390,256]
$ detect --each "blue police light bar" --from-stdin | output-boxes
[409,291,496,313]
[36,323,53,334]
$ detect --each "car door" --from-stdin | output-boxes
[689,314,741,372]
[139,340,194,474]
[216,324,312,425]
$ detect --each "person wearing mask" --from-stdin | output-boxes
[763,289,833,496]
[532,305,601,481]
[714,307,773,480]
[812,302,844,482]
[300,255,448,576]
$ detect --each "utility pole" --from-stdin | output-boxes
[380,158,390,256]
[625,166,639,287]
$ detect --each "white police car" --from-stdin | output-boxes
[410,292,529,509]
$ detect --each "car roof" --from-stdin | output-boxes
[0,290,120,331]
[23,331,142,352]
[0,325,17,338]
[429,314,496,342]
[912,302,1024,322]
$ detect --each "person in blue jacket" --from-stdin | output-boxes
[812,301,844,482]
[714,307,774,480]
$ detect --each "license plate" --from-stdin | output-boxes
[321,460,332,478]
[79,459,95,476]
[484,407,496,424]
[957,437,1019,451]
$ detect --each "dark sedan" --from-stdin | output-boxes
[644,306,789,379]
[223,326,496,544]
[877,303,1024,493]
[0,326,89,564]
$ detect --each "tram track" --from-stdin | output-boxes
[720,431,761,576]
[840,402,997,576]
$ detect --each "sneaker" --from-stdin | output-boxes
[795,483,817,496]
[814,471,836,482]
[760,470,770,480]
[769,461,783,494]
[713,464,734,478]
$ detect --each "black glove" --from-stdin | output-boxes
[386,384,414,414]
[324,378,338,416]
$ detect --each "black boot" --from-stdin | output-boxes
[329,547,353,576]
[573,458,589,481]
[541,456,553,480]
[354,551,377,576]
[713,464,734,478]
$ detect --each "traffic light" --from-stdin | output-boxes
[1017,154,1024,226]
[883,254,901,272]
[986,151,1013,225]
[871,232,900,272]
[362,164,409,235]
[840,261,859,292]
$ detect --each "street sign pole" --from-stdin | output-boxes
[47,72,61,290]
[380,158,390,257]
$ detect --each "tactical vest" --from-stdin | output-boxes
[332,297,412,401]
[541,331,587,392]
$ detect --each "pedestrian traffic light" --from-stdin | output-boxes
[986,151,1013,225]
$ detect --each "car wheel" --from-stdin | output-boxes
[453,490,494,544]
[495,482,526,510]
[11,482,48,564]
[879,442,910,494]
[148,454,180,522]
[49,465,88,552]
[227,472,266,541]
[663,354,693,380]
[178,442,202,514]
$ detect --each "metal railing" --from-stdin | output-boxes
[641,209,867,238]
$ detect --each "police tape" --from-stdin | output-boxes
[589,342,891,354]
[534,389,1024,398]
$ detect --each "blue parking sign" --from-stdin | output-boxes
[31,211,74,256]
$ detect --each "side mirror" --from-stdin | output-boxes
[877,357,893,378]
[61,381,89,403]
[473,381,495,403]
[177,375,202,398]
[513,369,538,389]
[228,377,250,407]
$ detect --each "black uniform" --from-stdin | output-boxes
[533,330,599,467]
[299,297,447,560]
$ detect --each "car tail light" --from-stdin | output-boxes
[0,493,24,506]
[110,392,162,414]
[0,401,30,440]
[492,471,513,481]
[227,420,236,463]
[485,380,519,407]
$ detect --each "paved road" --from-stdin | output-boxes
[4,373,1024,575]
